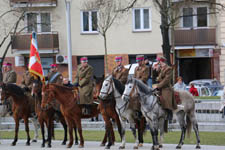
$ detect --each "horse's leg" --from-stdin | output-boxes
[39,120,45,147]
[59,116,68,145]
[24,117,31,146]
[67,124,74,148]
[176,111,186,149]
[130,122,139,149]
[158,117,165,148]
[150,128,159,150]
[189,112,201,149]
[113,112,122,142]
[101,114,113,149]
[47,118,53,148]
[11,117,19,146]
[119,119,126,149]
[30,118,39,142]
[137,117,145,147]
[75,119,84,148]
[74,127,79,145]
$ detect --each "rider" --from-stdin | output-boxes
[112,56,129,84]
[21,65,35,92]
[46,64,63,84]
[74,56,94,115]
[154,56,177,123]
[134,55,149,84]
[3,62,17,84]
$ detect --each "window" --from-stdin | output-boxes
[26,12,51,33]
[133,8,151,31]
[182,6,208,28]
[183,8,193,28]
[81,11,98,33]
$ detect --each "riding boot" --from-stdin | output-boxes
[166,109,173,124]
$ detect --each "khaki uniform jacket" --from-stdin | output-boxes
[3,70,17,84]
[47,71,63,84]
[157,65,176,110]
[74,64,94,104]
[134,64,149,84]
[21,71,35,89]
[112,65,129,84]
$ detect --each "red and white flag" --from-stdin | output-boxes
[29,32,45,81]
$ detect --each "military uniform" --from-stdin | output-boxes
[157,64,177,111]
[74,64,94,104]
[134,64,149,84]
[21,71,35,90]
[3,70,17,84]
[47,71,63,84]
[112,65,128,84]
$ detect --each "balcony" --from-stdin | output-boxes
[10,0,57,8]
[174,28,216,46]
[11,32,59,54]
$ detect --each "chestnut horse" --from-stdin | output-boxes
[41,83,100,148]
[32,79,79,147]
[0,83,35,146]
[93,76,122,149]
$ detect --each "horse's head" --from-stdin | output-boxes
[99,75,113,100]
[41,84,55,110]
[31,79,42,96]
[0,82,10,103]
[122,77,135,101]
[93,75,104,100]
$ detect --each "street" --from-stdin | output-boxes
[0,140,225,150]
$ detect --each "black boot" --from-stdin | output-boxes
[166,109,173,124]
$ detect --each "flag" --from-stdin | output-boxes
[29,32,45,81]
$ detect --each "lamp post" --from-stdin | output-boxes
[65,0,72,82]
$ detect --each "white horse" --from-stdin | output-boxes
[99,75,145,149]
[122,77,201,150]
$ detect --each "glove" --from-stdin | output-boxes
[74,83,79,87]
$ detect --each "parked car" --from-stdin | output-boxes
[212,90,224,97]
[186,85,212,97]
[189,79,223,94]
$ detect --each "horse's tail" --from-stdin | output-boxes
[186,114,192,138]
[164,120,168,133]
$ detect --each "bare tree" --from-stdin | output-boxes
[83,0,123,74]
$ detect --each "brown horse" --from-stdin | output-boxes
[41,83,99,148]
[32,79,79,147]
[0,83,35,146]
[93,76,122,149]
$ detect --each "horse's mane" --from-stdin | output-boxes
[49,83,74,91]
[130,77,152,94]
[5,83,25,97]
[112,77,125,95]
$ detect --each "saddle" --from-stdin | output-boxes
[174,91,181,105]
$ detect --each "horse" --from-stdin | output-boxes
[93,76,122,149]
[31,79,79,147]
[99,75,146,149]
[122,77,201,150]
[41,83,100,148]
[0,82,37,146]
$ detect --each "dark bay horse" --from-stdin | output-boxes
[32,80,78,147]
[41,83,100,148]
[122,77,201,150]
[0,83,35,146]
[93,76,122,149]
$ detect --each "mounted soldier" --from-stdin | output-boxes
[154,56,177,123]
[3,62,17,84]
[74,57,94,115]
[112,56,128,85]
[46,64,63,84]
[21,65,35,93]
[134,55,149,84]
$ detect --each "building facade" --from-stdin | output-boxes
[0,0,162,83]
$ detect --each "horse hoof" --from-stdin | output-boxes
[32,139,37,143]
[176,145,182,149]
[47,144,51,148]
[133,146,138,149]
[100,143,105,146]
[67,144,72,148]
[196,145,201,149]
[105,145,111,149]
[11,142,16,146]
[119,146,125,149]
[41,144,45,147]
[138,143,143,147]
[26,142,30,146]
[75,142,79,145]
[61,141,66,145]
[159,145,163,148]
[78,144,84,148]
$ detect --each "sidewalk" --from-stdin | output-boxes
[0,140,225,150]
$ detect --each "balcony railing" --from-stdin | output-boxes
[174,28,216,46]
[11,32,59,53]
[10,0,57,7]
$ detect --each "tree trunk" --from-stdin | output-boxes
[103,33,108,75]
